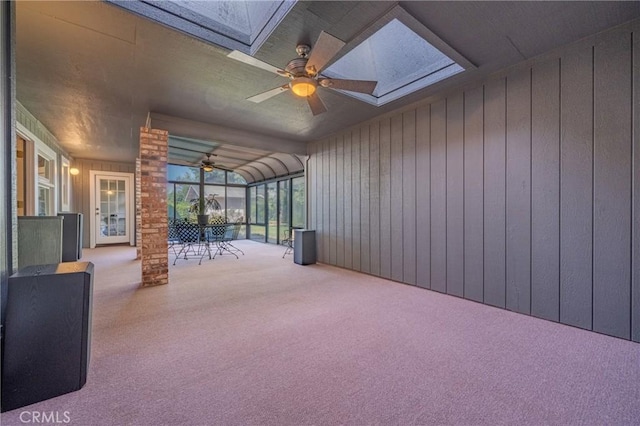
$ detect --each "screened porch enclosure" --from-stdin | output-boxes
[248,175,305,245]
[167,164,305,244]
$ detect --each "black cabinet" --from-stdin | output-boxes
[17,216,63,269]
[58,213,83,261]
[1,262,94,412]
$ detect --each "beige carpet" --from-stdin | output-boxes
[2,240,639,425]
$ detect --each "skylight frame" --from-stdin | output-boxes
[321,5,476,107]
[106,0,296,55]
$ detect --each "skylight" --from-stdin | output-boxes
[322,9,472,106]
[107,0,296,54]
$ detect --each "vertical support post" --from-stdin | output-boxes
[139,128,168,287]
[0,1,16,327]
[135,157,141,260]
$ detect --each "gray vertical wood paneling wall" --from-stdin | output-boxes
[307,22,640,342]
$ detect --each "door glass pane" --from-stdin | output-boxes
[279,180,289,244]
[118,191,126,215]
[267,182,277,243]
[292,176,305,228]
[100,178,127,237]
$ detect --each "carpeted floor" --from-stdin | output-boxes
[2,240,639,425]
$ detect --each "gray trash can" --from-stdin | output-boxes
[293,229,316,265]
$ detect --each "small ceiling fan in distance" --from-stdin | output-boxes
[169,146,233,173]
[228,31,378,115]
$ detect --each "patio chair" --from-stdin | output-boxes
[173,221,210,265]
[282,228,293,258]
[206,223,238,259]
[224,220,245,256]
[168,220,181,258]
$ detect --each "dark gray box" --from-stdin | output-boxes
[293,229,316,265]
[17,216,63,269]
[1,262,94,412]
[58,213,83,261]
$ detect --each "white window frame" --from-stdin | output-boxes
[18,122,58,216]
[60,156,71,212]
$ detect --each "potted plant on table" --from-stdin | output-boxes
[189,194,222,224]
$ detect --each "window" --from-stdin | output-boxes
[168,183,199,222]
[249,186,257,224]
[17,124,63,216]
[267,182,277,243]
[248,184,266,242]
[279,180,289,243]
[203,185,225,220]
[111,0,296,55]
[38,186,51,216]
[167,165,248,231]
[255,184,266,224]
[322,6,473,106]
[204,168,225,184]
[38,154,53,182]
[167,164,200,182]
[227,172,247,185]
[226,186,246,223]
[35,141,57,216]
[60,157,71,211]
[292,176,305,228]
[247,174,305,244]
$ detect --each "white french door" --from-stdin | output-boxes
[90,171,134,247]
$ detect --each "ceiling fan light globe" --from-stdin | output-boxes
[290,77,317,97]
[202,165,214,172]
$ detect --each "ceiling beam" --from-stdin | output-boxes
[150,113,306,155]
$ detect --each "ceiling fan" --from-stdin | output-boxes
[228,31,377,115]
[169,146,234,172]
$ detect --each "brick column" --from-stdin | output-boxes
[139,128,168,287]
[135,157,141,260]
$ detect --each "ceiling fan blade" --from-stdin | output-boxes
[216,165,235,172]
[201,160,234,172]
[319,78,377,95]
[307,93,327,116]
[227,50,287,76]
[305,31,345,76]
[247,84,290,103]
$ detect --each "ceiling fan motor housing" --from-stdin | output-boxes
[285,57,310,77]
